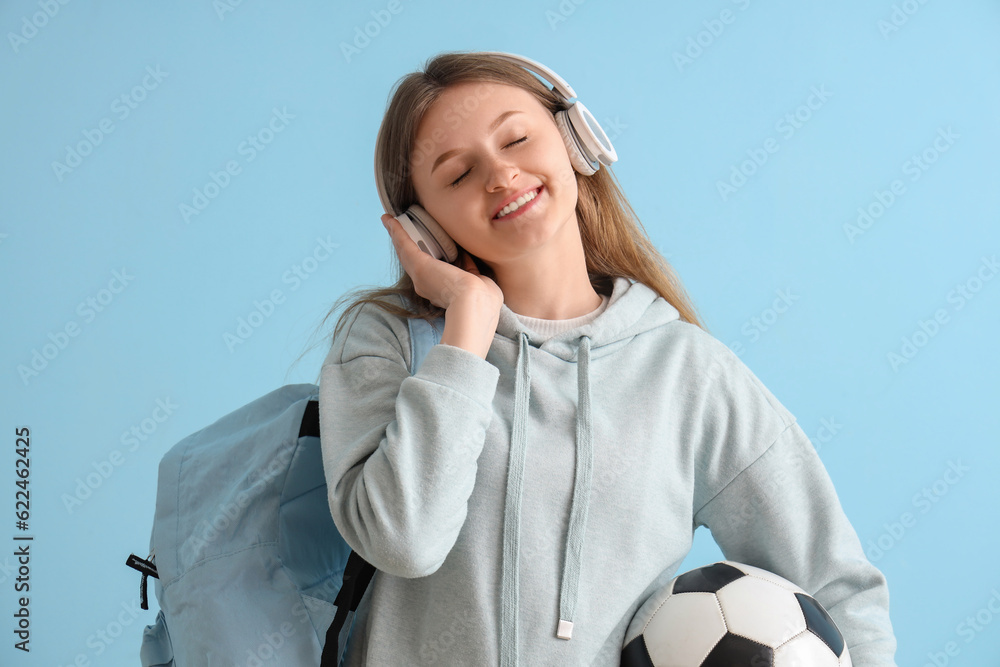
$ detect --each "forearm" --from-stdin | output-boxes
[439,290,502,360]
[320,343,499,578]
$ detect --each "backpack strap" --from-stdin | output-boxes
[407,316,444,374]
[320,315,443,666]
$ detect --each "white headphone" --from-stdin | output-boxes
[374,51,618,263]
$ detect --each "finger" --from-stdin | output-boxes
[382,215,411,254]
[383,217,429,284]
[382,216,411,267]
[381,214,397,243]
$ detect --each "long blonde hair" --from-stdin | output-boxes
[302,51,706,379]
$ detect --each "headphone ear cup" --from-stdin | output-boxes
[407,204,459,264]
[555,109,598,176]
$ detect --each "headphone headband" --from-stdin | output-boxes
[476,51,578,102]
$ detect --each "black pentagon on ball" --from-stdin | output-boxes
[795,592,846,656]
[702,633,774,666]
[620,634,655,667]
[672,562,745,594]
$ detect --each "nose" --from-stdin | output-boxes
[485,155,518,191]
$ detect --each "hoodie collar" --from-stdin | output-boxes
[494,276,676,358]
[494,277,680,665]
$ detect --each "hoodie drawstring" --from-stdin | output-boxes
[499,333,595,666]
[557,334,593,640]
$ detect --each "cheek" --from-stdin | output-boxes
[539,136,576,188]
[436,198,481,244]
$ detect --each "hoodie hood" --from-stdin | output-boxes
[490,276,680,665]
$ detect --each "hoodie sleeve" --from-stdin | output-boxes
[690,340,899,666]
[318,299,500,578]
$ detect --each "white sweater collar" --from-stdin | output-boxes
[511,293,610,341]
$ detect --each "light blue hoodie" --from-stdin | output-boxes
[319,276,898,666]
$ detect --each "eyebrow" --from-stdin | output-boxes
[430,110,523,175]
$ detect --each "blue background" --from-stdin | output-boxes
[2,1,998,665]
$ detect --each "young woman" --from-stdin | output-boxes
[318,51,898,666]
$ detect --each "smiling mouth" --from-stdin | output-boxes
[493,186,543,220]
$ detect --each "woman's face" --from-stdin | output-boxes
[408,81,580,271]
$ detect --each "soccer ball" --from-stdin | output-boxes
[621,561,852,666]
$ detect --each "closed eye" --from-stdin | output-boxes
[449,136,529,188]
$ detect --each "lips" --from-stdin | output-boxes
[492,185,544,220]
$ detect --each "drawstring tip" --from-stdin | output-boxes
[556,619,573,640]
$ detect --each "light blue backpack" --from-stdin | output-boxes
[128,316,443,667]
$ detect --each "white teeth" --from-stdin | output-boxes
[496,188,538,219]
